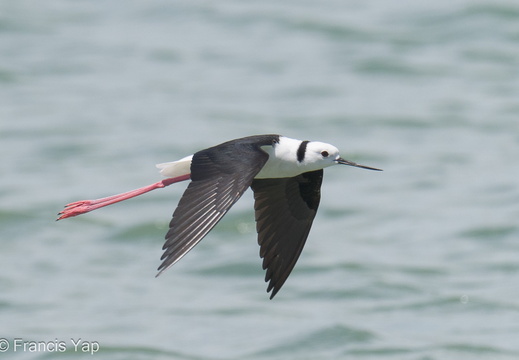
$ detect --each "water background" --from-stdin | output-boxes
[1,1,519,359]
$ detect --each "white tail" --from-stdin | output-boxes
[156,155,193,177]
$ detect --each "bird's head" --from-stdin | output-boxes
[304,141,382,172]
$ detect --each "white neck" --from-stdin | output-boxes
[254,137,324,179]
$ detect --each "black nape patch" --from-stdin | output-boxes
[297,140,310,162]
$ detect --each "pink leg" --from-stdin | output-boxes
[57,174,190,220]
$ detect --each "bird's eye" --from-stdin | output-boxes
[321,151,329,157]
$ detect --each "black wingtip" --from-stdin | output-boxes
[155,262,168,278]
[267,286,280,300]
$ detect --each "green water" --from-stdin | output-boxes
[1,1,519,359]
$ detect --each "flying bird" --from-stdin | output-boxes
[58,135,381,298]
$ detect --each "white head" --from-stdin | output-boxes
[256,136,381,179]
[300,141,382,172]
[300,141,341,169]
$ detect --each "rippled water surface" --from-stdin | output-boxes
[1,1,519,359]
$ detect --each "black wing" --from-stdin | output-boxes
[251,169,323,299]
[157,135,278,276]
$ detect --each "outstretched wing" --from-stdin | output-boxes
[157,135,278,276]
[251,170,323,299]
